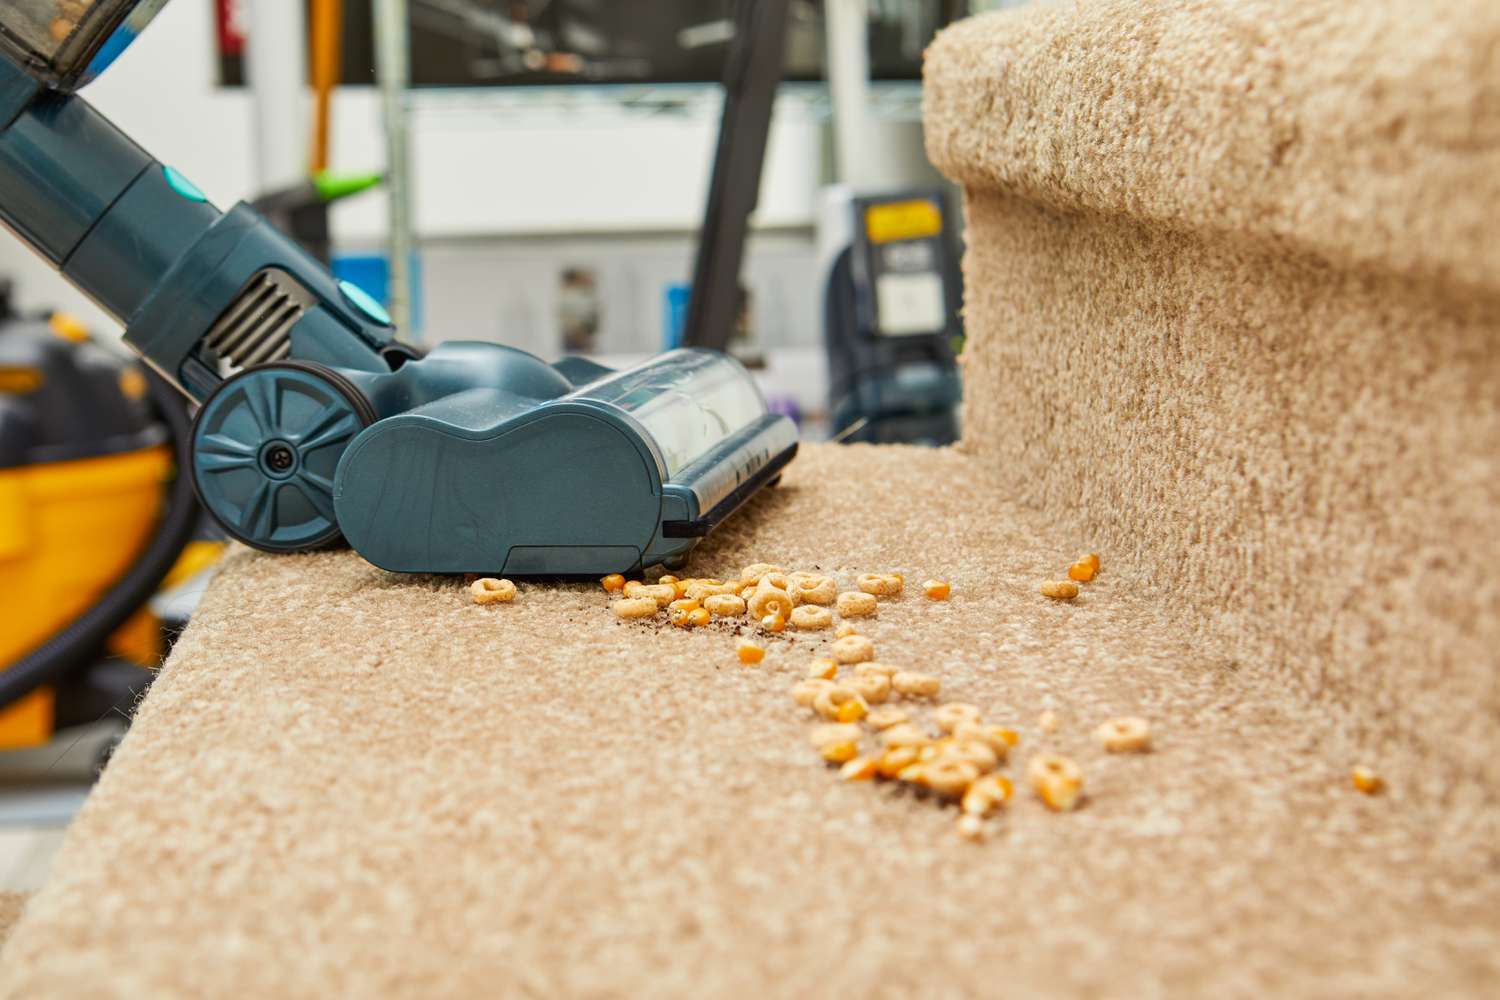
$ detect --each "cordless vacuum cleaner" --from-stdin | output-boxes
[0,0,796,575]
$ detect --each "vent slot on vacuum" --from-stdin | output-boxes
[197,269,314,378]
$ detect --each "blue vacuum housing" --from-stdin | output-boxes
[191,346,798,575]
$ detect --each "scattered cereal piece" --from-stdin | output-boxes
[923,758,980,798]
[1027,754,1084,812]
[1351,766,1383,795]
[626,581,677,606]
[839,757,877,782]
[876,746,921,779]
[830,634,876,664]
[854,662,899,679]
[792,679,835,707]
[670,606,694,628]
[923,579,951,600]
[834,623,860,639]
[836,592,878,618]
[791,576,838,606]
[952,723,1013,761]
[813,686,867,722]
[736,640,765,665]
[856,574,903,597]
[688,608,711,628]
[1067,560,1096,583]
[470,578,517,604]
[963,774,1014,816]
[864,706,909,730]
[761,614,788,633]
[789,605,833,630]
[669,598,700,615]
[1038,710,1059,734]
[809,723,863,748]
[849,672,891,705]
[658,574,679,587]
[892,671,941,698]
[836,699,868,724]
[1040,580,1080,601]
[956,814,987,842]
[1094,716,1151,753]
[934,702,982,733]
[740,563,784,586]
[611,596,659,619]
[704,594,747,617]
[687,581,739,602]
[880,724,932,750]
[942,739,1000,774]
[806,658,838,681]
[748,584,793,621]
[600,573,626,592]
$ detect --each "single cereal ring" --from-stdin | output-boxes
[880,723,932,750]
[1040,580,1080,601]
[685,581,739,602]
[836,591,878,618]
[961,774,1014,817]
[740,563,784,585]
[806,658,838,681]
[791,575,838,606]
[813,686,868,722]
[875,746,921,779]
[1094,716,1151,753]
[856,573,903,597]
[829,634,875,665]
[703,593,747,617]
[809,723,863,748]
[892,671,940,698]
[854,662,899,679]
[864,705,909,730]
[1027,753,1084,812]
[789,605,833,630]
[611,596,659,619]
[952,722,1013,761]
[748,584,793,621]
[470,578,517,604]
[941,739,1000,774]
[933,702,981,733]
[625,581,677,606]
[791,679,835,708]
[848,672,891,705]
[922,758,980,798]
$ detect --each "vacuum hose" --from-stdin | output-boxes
[0,370,199,710]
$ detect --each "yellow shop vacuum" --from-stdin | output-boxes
[0,287,201,757]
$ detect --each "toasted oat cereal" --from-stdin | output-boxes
[834,623,860,639]
[952,722,1013,761]
[806,658,838,681]
[836,592,878,618]
[740,563,784,586]
[892,671,940,698]
[880,723,931,750]
[748,584,794,621]
[856,573,904,597]
[611,596,659,619]
[625,581,677,606]
[470,578,517,604]
[704,593,747,617]
[790,605,833,630]
[791,575,838,606]
[1040,580,1080,601]
[1027,754,1084,812]
[686,581,740,602]
[933,702,981,733]
[1094,716,1151,753]
[848,672,891,705]
[962,774,1014,817]
[829,634,876,664]
[922,759,980,798]
[792,679,835,708]
[854,662,899,679]
[809,723,863,749]
[813,686,868,722]
[941,739,1000,774]
[864,705,909,730]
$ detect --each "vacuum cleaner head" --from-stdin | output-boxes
[190,344,798,576]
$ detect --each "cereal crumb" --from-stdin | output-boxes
[1094,716,1151,753]
[470,578,517,604]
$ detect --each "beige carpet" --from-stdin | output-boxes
[3,0,1499,995]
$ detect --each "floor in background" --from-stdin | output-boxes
[0,721,120,892]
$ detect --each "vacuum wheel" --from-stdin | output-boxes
[191,361,375,552]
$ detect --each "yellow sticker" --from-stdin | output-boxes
[865,200,943,244]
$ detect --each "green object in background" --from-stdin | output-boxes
[313,171,384,204]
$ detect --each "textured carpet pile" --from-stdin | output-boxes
[2,0,1498,995]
